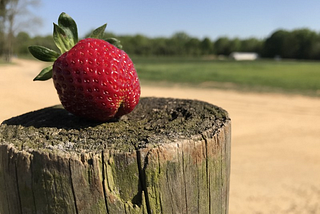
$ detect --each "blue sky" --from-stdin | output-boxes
[30,0,320,40]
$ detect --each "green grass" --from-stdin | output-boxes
[2,55,319,96]
[133,56,320,96]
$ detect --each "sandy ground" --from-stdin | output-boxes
[1,59,320,214]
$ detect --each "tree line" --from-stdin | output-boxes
[1,0,320,61]
[114,28,320,60]
[3,28,320,61]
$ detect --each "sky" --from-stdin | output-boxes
[28,0,320,40]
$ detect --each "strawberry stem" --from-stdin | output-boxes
[57,12,78,47]
[90,24,107,39]
[28,45,60,62]
[105,38,123,49]
[33,66,53,81]
[53,23,72,53]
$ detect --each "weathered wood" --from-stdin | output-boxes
[0,97,231,214]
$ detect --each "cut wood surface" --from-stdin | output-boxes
[0,97,231,214]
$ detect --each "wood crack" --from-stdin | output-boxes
[68,158,79,214]
[201,133,211,214]
[136,149,152,214]
[181,149,188,214]
[14,162,22,214]
[1,149,9,214]
[30,157,38,213]
[101,150,110,214]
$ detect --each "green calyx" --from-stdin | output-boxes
[28,12,122,81]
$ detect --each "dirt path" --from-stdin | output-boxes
[0,58,60,121]
[1,59,320,214]
[142,86,320,214]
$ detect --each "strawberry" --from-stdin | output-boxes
[28,13,140,122]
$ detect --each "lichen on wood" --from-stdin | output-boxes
[0,97,231,214]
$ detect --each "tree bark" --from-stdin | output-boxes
[0,97,231,214]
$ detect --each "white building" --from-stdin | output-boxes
[229,52,259,61]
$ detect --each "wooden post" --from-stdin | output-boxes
[0,97,231,214]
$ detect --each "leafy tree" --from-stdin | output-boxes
[263,28,320,59]
[200,37,213,55]
[119,34,152,55]
[152,37,174,56]
[132,34,152,55]
[262,29,289,58]
[171,32,190,55]
[240,38,263,53]
[13,31,30,55]
[0,0,41,61]
[214,37,230,55]
[229,38,241,53]
[310,33,320,60]
[185,37,201,56]
[292,28,318,59]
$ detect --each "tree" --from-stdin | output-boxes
[171,32,190,55]
[185,37,201,56]
[214,37,230,55]
[0,0,41,61]
[262,29,289,58]
[13,31,30,54]
[240,38,263,53]
[262,28,320,59]
[229,38,241,53]
[291,28,318,59]
[0,0,8,57]
[151,37,172,56]
[119,34,152,55]
[310,33,320,60]
[200,37,213,55]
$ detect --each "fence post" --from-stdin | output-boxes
[0,97,231,214]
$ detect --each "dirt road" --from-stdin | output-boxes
[1,59,320,214]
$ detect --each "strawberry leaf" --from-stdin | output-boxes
[58,12,78,47]
[33,65,53,81]
[105,38,123,49]
[28,45,60,62]
[90,24,107,39]
[53,23,72,53]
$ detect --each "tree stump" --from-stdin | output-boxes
[0,97,231,214]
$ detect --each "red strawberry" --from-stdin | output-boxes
[28,13,140,121]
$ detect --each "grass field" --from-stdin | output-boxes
[2,56,319,96]
[133,56,320,96]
